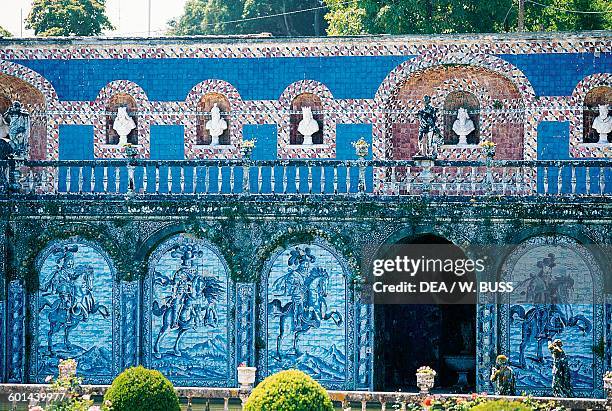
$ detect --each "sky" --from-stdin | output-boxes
[0,0,189,37]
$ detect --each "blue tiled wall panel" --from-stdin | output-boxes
[149,125,185,193]
[13,56,410,101]
[500,53,611,96]
[536,121,612,194]
[12,53,611,102]
[336,124,374,193]
[58,125,94,192]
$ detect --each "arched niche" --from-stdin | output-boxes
[142,234,235,387]
[290,93,323,145]
[196,93,231,145]
[0,73,47,160]
[257,242,354,389]
[444,91,480,145]
[498,235,604,397]
[386,65,524,159]
[29,238,118,383]
[106,93,138,145]
[583,86,612,143]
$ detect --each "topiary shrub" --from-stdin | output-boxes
[244,369,333,411]
[103,366,180,411]
[471,399,534,411]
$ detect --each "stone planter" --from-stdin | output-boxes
[416,372,435,394]
[238,366,257,390]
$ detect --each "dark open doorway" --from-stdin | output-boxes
[374,234,477,392]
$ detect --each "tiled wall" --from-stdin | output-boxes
[0,34,609,163]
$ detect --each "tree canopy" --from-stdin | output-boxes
[324,0,611,35]
[0,26,12,38]
[168,0,326,36]
[26,0,114,37]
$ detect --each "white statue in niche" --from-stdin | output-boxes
[113,106,136,146]
[592,104,612,144]
[452,107,475,145]
[297,106,319,145]
[205,103,228,146]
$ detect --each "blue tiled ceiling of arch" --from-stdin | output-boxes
[10,52,610,101]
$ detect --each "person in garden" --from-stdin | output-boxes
[490,354,516,395]
[549,339,574,397]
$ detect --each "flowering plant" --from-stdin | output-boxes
[478,140,496,158]
[605,371,612,379]
[121,143,138,158]
[416,366,437,376]
[351,137,370,158]
[35,359,98,411]
[242,139,256,150]
[238,362,248,367]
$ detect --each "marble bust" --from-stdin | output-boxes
[452,107,475,145]
[205,103,228,146]
[297,106,319,145]
[113,106,136,146]
[592,104,612,144]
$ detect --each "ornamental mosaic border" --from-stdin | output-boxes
[0,35,609,60]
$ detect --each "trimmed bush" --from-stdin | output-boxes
[244,369,333,411]
[103,366,180,411]
[471,399,534,411]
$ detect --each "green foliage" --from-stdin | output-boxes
[244,369,333,411]
[470,400,534,411]
[103,366,180,411]
[26,0,113,36]
[0,26,12,37]
[168,0,326,36]
[323,0,611,35]
[44,360,94,411]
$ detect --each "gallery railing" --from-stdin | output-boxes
[0,158,610,197]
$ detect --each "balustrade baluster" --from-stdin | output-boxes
[585,166,591,194]
[571,166,577,194]
[155,164,160,194]
[390,166,397,194]
[257,166,263,193]
[320,165,325,194]
[115,165,121,193]
[502,167,508,194]
[191,166,197,194]
[542,167,549,195]
[168,165,173,193]
[52,165,59,193]
[345,163,351,193]
[242,164,250,194]
[270,164,276,194]
[333,165,338,194]
[28,168,34,193]
[77,166,83,193]
[283,164,289,194]
[180,166,185,193]
[406,166,412,193]
[223,398,229,411]
[599,166,605,194]
[216,165,223,193]
[65,165,72,193]
[103,166,108,193]
[556,164,563,195]
[361,400,367,411]
[470,166,476,194]
[381,401,386,411]
[307,165,313,193]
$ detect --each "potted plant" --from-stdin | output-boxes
[351,137,369,159]
[479,140,496,159]
[241,139,256,159]
[122,143,139,159]
[416,366,436,394]
[237,362,257,390]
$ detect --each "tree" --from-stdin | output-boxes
[168,0,327,36]
[0,26,12,38]
[26,0,113,37]
[324,0,611,35]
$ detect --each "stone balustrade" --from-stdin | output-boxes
[0,384,608,410]
[0,158,610,197]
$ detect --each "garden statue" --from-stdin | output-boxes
[417,95,442,157]
[490,355,516,395]
[205,103,228,146]
[113,106,136,146]
[3,101,30,159]
[592,104,611,144]
[0,115,12,160]
[549,339,574,397]
[0,113,8,140]
[452,107,475,145]
[297,106,319,145]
